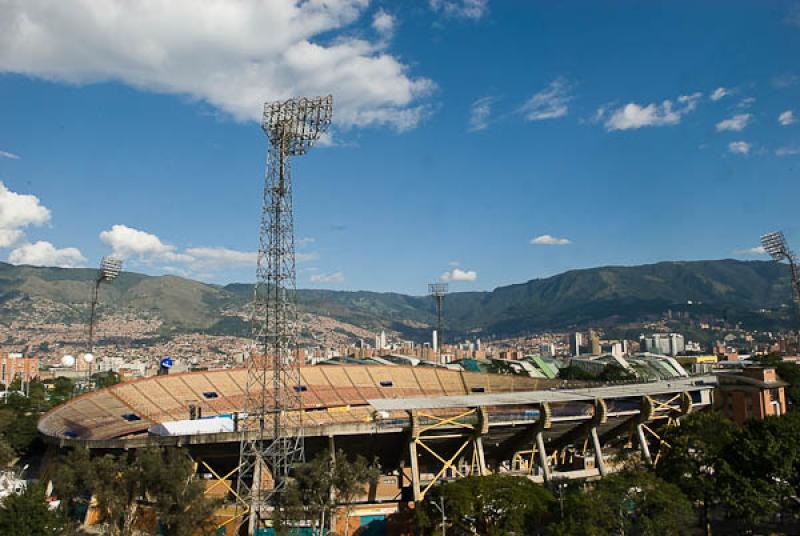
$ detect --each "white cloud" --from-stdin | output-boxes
[296,251,320,262]
[184,247,257,267]
[603,92,702,131]
[0,150,19,160]
[429,0,488,19]
[728,141,751,155]
[737,97,755,109]
[530,234,571,246]
[776,146,800,156]
[448,260,461,267]
[0,181,51,247]
[8,241,86,268]
[372,9,395,39]
[297,237,316,247]
[710,87,729,101]
[310,271,345,284]
[520,78,571,121]
[734,246,766,256]
[716,113,751,132]
[100,224,191,262]
[440,268,477,282]
[0,1,434,132]
[468,96,496,132]
[779,110,796,126]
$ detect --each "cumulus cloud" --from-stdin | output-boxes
[429,0,488,19]
[8,241,86,268]
[716,113,751,132]
[468,96,496,132]
[735,246,766,256]
[602,92,702,131]
[0,150,19,160]
[440,268,477,282]
[779,110,796,126]
[728,141,751,155]
[776,146,800,156]
[530,234,571,246]
[99,223,319,277]
[520,79,571,121]
[100,224,191,262]
[0,1,434,132]
[710,87,729,101]
[372,9,395,39]
[310,271,345,284]
[0,181,51,247]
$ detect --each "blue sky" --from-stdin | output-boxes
[0,1,798,294]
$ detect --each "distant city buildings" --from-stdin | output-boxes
[570,332,583,357]
[641,333,685,356]
[0,352,38,385]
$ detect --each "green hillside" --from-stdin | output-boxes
[0,259,793,339]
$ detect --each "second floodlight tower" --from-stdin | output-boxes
[86,256,123,355]
[429,283,448,359]
[238,95,332,534]
[761,231,800,329]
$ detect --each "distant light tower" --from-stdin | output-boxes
[428,283,448,359]
[238,95,333,535]
[86,256,122,360]
[761,231,800,329]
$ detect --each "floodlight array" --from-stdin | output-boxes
[262,95,333,156]
[99,256,123,281]
[429,282,449,297]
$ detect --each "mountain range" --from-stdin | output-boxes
[0,259,793,341]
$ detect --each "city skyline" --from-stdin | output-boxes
[0,1,799,293]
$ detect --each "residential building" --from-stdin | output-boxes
[716,367,788,425]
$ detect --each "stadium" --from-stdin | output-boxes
[38,364,715,533]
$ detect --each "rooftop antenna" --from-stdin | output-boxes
[761,231,800,330]
[86,256,122,354]
[429,283,448,361]
[238,95,333,534]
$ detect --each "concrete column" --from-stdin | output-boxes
[636,423,653,466]
[474,436,487,476]
[248,456,263,536]
[590,427,607,476]
[409,438,421,501]
[535,430,552,483]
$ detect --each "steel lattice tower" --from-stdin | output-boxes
[761,231,800,330]
[428,283,448,360]
[238,95,332,534]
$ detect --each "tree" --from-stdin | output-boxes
[776,361,800,408]
[0,482,66,535]
[285,450,335,534]
[332,450,380,536]
[656,410,736,533]
[550,471,695,536]
[418,474,554,536]
[283,449,379,536]
[54,447,219,536]
[143,448,221,536]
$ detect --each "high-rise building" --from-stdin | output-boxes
[589,330,601,356]
[642,333,685,356]
[570,332,583,357]
[540,343,556,358]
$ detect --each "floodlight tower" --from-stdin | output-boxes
[86,256,122,356]
[238,95,332,534]
[429,283,448,359]
[761,231,800,328]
